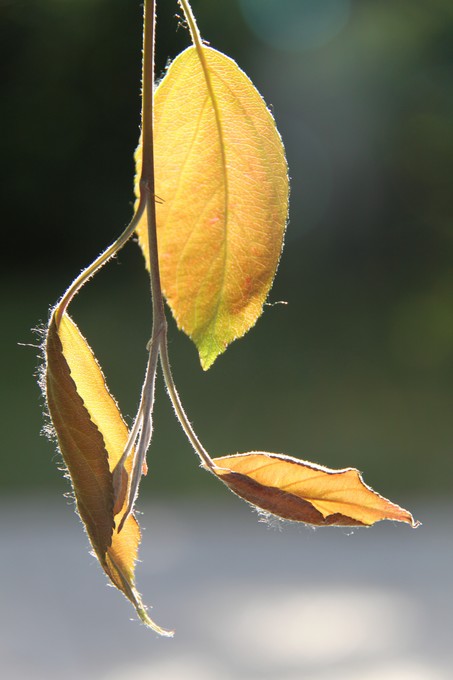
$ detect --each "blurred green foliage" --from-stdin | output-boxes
[1,0,452,498]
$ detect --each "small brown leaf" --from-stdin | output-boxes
[212,452,419,527]
[45,312,172,635]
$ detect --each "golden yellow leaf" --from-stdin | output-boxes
[212,452,419,527]
[45,313,172,635]
[135,45,289,369]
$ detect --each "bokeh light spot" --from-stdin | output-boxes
[239,0,351,52]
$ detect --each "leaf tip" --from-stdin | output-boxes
[200,354,215,371]
[198,341,222,371]
[133,593,175,636]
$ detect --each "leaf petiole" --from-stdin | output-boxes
[159,334,216,472]
[54,194,147,328]
[115,325,161,531]
[178,0,203,50]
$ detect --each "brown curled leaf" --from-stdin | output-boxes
[45,312,172,635]
[212,452,419,527]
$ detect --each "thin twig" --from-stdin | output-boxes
[117,0,217,524]
[54,195,146,328]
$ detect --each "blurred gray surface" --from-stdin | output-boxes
[1,497,451,679]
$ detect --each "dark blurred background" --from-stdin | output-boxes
[2,0,452,501]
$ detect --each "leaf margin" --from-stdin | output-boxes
[211,451,420,528]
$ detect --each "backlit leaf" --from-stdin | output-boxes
[135,45,289,369]
[45,313,172,635]
[212,452,419,527]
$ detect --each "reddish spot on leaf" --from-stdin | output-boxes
[135,45,289,369]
